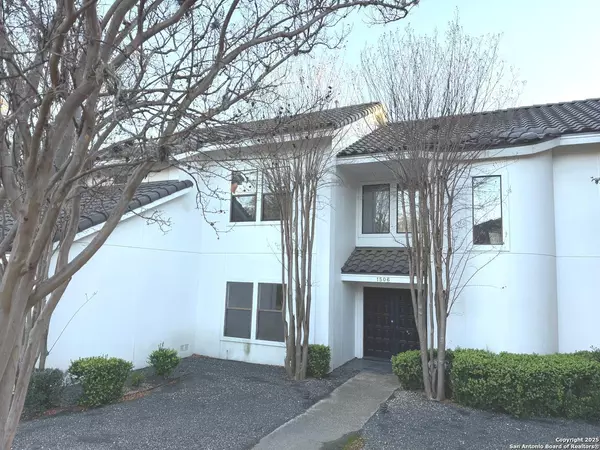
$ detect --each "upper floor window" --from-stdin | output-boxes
[231,170,285,223]
[472,175,503,245]
[362,184,390,234]
[231,170,257,222]
[397,187,413,233]
[261,177,282,221]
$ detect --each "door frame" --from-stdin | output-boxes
[353,282,414,359]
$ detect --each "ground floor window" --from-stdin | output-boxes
[224,281,284,342]
[224,282,253,338]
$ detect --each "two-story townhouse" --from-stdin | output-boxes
[45,98,600,371]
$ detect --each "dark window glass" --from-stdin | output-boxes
[224,282,253,338]
[231,171,257,222]
[397,188,411,233]
[261,194,281,221]
[472,176,503,245]
[362,184,390,234]
[256,283,284,342]
[231,196,256,222]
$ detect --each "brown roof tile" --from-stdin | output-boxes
[341,247,409,275]
[338,98,600,157]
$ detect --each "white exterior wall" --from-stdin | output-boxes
[46,191,200,370]
[191,165,290,365]
[553,145,600,352]
[448,152,559,354]
[186,141,335,366]
[47,126,600,373]
[327,172,358,368]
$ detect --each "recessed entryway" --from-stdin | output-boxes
[363,287,419,359]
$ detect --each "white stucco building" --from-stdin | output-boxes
[46,99,600,371]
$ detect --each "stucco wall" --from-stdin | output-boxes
[183,143,333,366]
[46,191,200,370]
[553,145,600,352]
[47,137,600,373]
[327,172,358,368]
[447,152,559,354]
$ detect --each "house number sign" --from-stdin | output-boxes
[376,276,391,283]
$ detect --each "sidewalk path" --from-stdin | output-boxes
[253,371,399,450]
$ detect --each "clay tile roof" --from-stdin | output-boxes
[338,98,600,157]
[341,247,409,275]
[194,102,381,146]
[0,180,193,243]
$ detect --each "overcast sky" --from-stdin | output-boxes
[338,0,600,108]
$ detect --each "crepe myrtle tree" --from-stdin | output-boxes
[226,63,356,379]
[0,0,420,446]
[359,16,521,400]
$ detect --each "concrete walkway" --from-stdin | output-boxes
[253,371,399,450]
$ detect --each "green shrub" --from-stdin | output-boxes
[573,346,600,364]
[391,350,422,390]
[24,368,64,412]
[307,344,331,378]
[391,349,454,393]
[148,344,180,378]
[130,372,145,388]
[451,350,600,420]
[68,356,133,407]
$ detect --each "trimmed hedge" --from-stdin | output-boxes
[24,368,64,412]
[307,345,331,378]
[391,349,454,392]
[68,356,133,407]
[148,345,180,378]
[572,347,600,364]
[451,350,600,420]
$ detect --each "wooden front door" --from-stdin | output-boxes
[363,287,420,359]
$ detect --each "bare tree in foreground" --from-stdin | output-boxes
[360,17,521,400]
[0,0,419,446]
[230,63,347,380]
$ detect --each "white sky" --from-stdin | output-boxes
[337,0,600,107]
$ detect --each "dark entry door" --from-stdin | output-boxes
[363,287,420,359]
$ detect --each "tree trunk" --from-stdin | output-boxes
[436,313,447,401]
[416,291,432,398]
[38,329,49,370]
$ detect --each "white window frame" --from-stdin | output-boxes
[356,181,411,246]
[228,168,282,226]
[220,281,286,348]
[470,168,510,253]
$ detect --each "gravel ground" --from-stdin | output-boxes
[14,356,359,450]
[361,390,600,450]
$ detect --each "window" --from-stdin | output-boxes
[224,282,253,338]
[261,175,282,221]
[261,194,282,221]
[231,170,257,222]
[472,176,503,245]
[362,184,390,234]
[397,187,413,233]
[256,283,284,342]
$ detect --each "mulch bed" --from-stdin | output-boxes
[21,365,186,421]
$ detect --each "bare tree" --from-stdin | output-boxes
[225,62,360,379]
[0,0,420,446]
[359,17,521,400]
